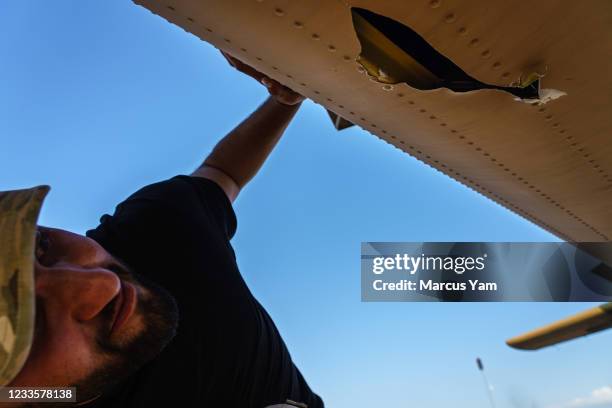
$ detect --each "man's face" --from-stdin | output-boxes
[9,227,179,402]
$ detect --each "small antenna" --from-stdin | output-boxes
[476,357,496,408]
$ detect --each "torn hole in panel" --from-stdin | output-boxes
[351,8,563,103]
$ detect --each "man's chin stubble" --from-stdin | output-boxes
[75,272,179,403]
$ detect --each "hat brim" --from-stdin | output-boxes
[0,186,50,385]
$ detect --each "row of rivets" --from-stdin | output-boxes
[426,1,511,79]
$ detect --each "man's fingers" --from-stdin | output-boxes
[220,50,304,104]
[220,51,237,68]
[237,63,267,82]
[262,78,287,92]
[263,79,305,105]
[220,50,267,82]
[261,78,272,88]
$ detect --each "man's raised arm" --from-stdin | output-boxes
[192,52,305,202]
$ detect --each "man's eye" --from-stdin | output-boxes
[35,230,51,263]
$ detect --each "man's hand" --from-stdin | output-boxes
[221,51,305,106]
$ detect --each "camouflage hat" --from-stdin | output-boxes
[0,186,50,385]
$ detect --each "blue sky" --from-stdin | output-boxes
[1,2,610,407]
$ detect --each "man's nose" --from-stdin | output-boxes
[36,265,121,322]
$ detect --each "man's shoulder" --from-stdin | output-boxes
[90,175,237,241]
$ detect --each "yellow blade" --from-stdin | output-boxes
[507,303,612,350]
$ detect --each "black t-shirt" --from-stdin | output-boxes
[85,176,323,408]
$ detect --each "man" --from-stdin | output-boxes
[0,53,324,407]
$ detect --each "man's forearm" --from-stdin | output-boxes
[201,96,301,188]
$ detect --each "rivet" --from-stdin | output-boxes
[167,5,175,11]
[444,13,456,23]
[326,97,333,102]
[419,108,427,113]
[481,49,491,58]
[429,0,442,8]
[328,45,336,52]
[538,107,546,112]
[492,61,502,69]
[293,21,304,28]
[299,82,306,86]
[274,8,284,16]
[343,55,352,61]
[501,72,510,78]
[338,104,344,109]
[311,33,320,40]
[314,90,320,94]
[440,123,447,127]
[552,123,559,128]
[545,114,553,120]
[187,17,195,23]
[457,27,468,36]
[559,129,566,134]
[255,56,262,61]
[429,115,436,120]
[469,38,480,47]
[397,93,404,97]
[272,66,278,70]
[286,74,293,79]
[382,84,393,91]
[240,47,247,52]
[206,27,213,32]
[223,38,231,43]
